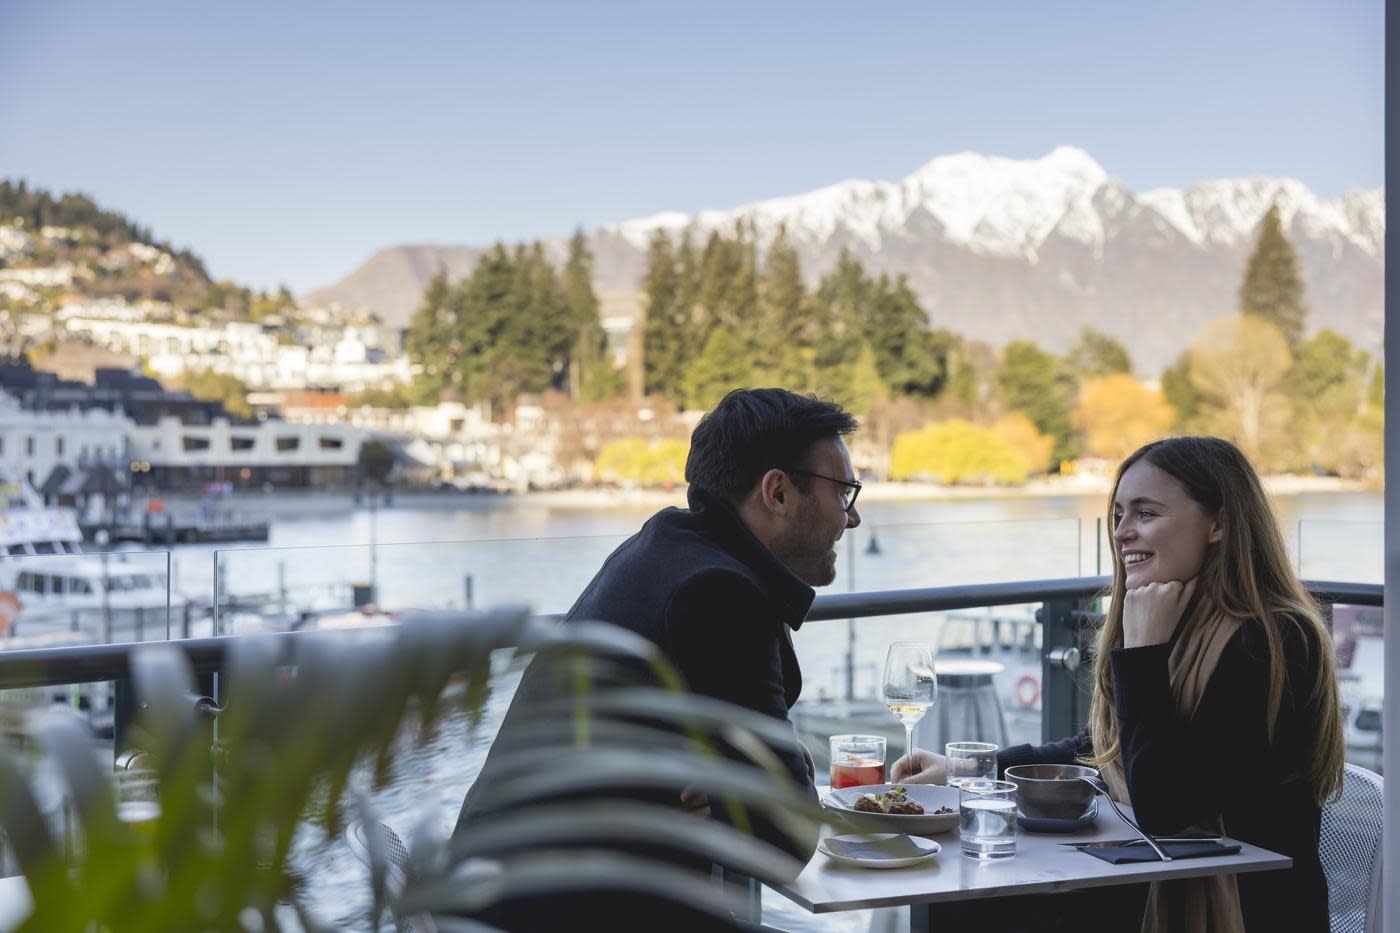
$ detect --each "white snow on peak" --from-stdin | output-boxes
[898,146,1111,258]
[613,211,692,251]
[603,148,1384,260]
[1142,178,1383,257]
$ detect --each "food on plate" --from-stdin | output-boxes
[851,785,926,815]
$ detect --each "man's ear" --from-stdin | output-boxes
[757,468,791,514]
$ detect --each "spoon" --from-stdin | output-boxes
[1077,775,1172,862]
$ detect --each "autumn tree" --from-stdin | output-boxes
[1187,315,1292,466]
[1072,374,1175,461]
[990,413,1054,475]
[890,420,1030,485]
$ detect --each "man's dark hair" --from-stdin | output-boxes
[684,388,858,504]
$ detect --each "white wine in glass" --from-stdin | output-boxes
[882,642,937,776]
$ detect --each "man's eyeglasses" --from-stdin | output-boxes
[786,468,862,512]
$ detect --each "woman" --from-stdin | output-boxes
[896,436,1345,932]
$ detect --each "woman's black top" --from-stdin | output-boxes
[999,617,1330,932]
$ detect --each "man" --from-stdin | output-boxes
[574,387,858,797]
[455,388,861,926]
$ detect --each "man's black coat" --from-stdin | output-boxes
[453,487,819,928]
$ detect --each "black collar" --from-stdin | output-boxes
[687,486,816,631]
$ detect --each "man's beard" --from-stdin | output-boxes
[774,501,838,587]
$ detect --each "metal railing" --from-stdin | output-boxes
[0,574,1380,690]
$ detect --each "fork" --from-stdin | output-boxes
[1077,775,1173,862]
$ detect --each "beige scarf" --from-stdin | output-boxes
[1099,603,1248,933]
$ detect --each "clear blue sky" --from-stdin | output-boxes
[0,0,1383,294]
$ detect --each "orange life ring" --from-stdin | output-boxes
[1015,674,1040,708]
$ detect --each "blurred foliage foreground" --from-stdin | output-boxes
[0,609,822,931]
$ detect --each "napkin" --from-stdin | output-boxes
[822,835,933,860]
[1073,839,1241,864]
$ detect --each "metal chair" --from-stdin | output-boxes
[343,820,437,933]
[1319,763,1384,933]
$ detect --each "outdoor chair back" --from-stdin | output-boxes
[1319,763,1384,933]
[344,820,437,933]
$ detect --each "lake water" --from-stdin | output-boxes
[10,488,1386,931]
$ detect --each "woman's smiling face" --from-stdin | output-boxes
[1112,460,1222,587]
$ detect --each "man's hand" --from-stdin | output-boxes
[680,785,711,819]
[890,748,948,785]
[1122,578,1196,648]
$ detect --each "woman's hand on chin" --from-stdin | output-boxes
[1122,578,1197,648]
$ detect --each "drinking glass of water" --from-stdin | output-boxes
[959,779,1017,860]
[881,643,936,776]
[113,768,161,843]
[945,741,998,788]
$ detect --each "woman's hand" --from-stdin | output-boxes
[1122,578,1197,648]
[890,749,948,784]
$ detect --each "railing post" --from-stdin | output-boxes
[112,677,135,762]
[1037,597,1099,744]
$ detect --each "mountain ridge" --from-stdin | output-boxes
[306,148,1384,374]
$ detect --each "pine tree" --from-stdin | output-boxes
[826,342,887,416]
[682,327,753,410]
[456,244,518,416]
[562,229,623,401]
[760,226,813,389]
[404,269,456,403]
[868,274,946,396]
[1068,327,1132,376]
[810,250,874,397]
[1239,203,1308,348]
[641,230,683,399]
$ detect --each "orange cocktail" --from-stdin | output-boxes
[831,754,885,789]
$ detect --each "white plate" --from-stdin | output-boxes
[821,783,961,836]
[818,833,941,869]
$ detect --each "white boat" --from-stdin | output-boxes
[0,474,190,643]
[0,477,84,557]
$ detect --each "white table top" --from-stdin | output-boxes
[776,797,1292,914]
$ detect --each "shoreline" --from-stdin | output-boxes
[154,474,1377,519]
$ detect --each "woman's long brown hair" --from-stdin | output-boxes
[1085,436,1344,806]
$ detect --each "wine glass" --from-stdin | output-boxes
[881,642,937,777]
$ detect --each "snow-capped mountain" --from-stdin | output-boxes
[308,147,1383,374]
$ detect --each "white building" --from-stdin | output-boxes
[126,416,364,487]
[0,264,76,288]
[58,313,411,393]
[0,226,33,260]
[0,391,128,488]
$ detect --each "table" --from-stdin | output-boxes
[773,800,1291,931]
